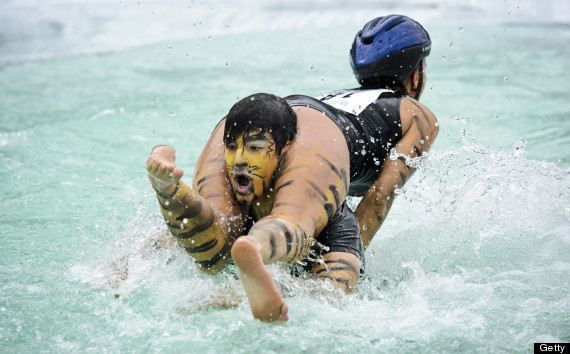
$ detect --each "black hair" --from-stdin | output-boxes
[223,93,297,155]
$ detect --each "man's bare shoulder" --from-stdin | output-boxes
[399,97,438,135]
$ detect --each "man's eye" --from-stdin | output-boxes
[249,146,261,151]
[227,144,237,151]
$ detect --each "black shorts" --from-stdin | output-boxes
[311,202,365,274]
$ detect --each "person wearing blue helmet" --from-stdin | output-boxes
[145,15,438,323]
[350,14,432,100]
[288,14,438,247]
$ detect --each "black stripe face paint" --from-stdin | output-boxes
[225,132,281,205]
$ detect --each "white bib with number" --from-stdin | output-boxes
[318,89,393,115]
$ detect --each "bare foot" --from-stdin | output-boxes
[146,145,184,196]
[231,237,289,322]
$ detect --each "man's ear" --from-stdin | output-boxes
[411,68,421,92]
[279,140,293,156]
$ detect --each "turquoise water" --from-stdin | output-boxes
[1,2,569,352]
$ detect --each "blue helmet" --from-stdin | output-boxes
[350,15,431,88]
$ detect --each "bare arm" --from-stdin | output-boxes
[147,121,248,273]
[355,97,439,248]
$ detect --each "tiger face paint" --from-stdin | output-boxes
[225,131,280,205]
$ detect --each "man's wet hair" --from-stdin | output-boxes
[224,93,297,155]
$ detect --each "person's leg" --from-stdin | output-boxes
[307,201,363,292]
[310,252,360,293]
[231,214,306,322]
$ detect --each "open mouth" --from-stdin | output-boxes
[234,173,252,195]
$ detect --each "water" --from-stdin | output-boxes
[1,0,569,352]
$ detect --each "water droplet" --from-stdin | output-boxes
[151,130,157,136]
[504,77,509,81]
[183,218,188,224]
[164,200,170,206]
[168,212,173,216]
[459,26,464,32]
[449,42,454,47]
[361,149,367,155]
[494,114,499,119]
[363,224,368,230]
[169,110,176,116]
[167,45,172,50]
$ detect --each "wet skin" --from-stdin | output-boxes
[147,81,438,321]
[188,108,360,321]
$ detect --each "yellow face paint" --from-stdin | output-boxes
[225,131,280,205]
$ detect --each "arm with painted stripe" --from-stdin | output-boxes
[355,98,439,248]
[147,144,243,274]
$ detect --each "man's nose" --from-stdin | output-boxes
[234,147,247,165]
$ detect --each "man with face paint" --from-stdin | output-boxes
[148,93,362,322]
[146,15,439,322]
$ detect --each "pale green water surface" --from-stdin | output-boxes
[1,18,569,353]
